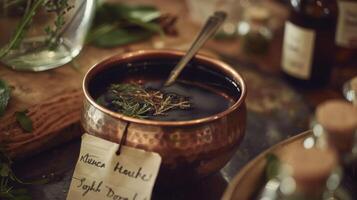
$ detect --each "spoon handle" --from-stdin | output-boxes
[164,11,227,86]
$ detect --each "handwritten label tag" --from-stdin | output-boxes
[66,133,161,200]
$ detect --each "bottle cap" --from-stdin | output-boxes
[316,100,357,152]
[280,143,338,192]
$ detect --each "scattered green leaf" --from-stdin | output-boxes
[127,17,164,36]
[85,24,117,44]
[0,147,47,200]
[0,79,11,117]
[15,110,33,132]
[91,29,153,48]
[87,3,165,48]
[265,153,280,180]
[95,3,160,23]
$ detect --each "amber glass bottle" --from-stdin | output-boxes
[281,0,337,88]
[335,0,357,65]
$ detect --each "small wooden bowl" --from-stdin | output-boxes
[81,50,247,185]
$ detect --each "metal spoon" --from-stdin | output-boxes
[164,11,227,86]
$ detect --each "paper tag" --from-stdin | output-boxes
[66,133,162,200]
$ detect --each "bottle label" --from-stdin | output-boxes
[336,1,357,48]
[282,22,315,80]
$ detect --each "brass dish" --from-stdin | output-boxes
[81,49,247,185]
[221,131,312,200]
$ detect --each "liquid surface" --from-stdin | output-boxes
[98,80,233,121]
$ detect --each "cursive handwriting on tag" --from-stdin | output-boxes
[66,133,161,200]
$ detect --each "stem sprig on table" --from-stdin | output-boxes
[98,83,191,119]
[0,147,47,200]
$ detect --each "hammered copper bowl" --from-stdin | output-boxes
[81,50,247,186]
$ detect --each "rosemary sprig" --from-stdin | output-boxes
[98,83,191,119]
[0,0,74,58]
[0,0,45,58]
[44,0,74,50]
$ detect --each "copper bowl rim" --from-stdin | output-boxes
[83,49,247,126]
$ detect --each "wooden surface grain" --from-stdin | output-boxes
[0,0,356,160]
[0,0,200,157]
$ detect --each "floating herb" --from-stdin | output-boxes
[98,83,191,119]
[265,153,280,180]
[0,79,11,117]
[15,110,33,132]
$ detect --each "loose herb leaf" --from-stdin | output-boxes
[88,3,165,48]
[15,110,33,132]
[0,148,46,200]
[127,18,164,36]
[0,79,11,117]
[85,24,117,44]
[265,153,280,180]
[95,3,160,23]
[0,163,11,177]
[91,29,153,48]
[98,83,191,119]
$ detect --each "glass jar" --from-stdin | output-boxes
[0,0,95,71]
[237,3,273,55]
[258,143,351,200]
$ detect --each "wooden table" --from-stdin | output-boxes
[1,0,357,199]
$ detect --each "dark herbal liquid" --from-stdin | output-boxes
[90,58,241,121]
[145,80,232,121]
[97,80,233,121]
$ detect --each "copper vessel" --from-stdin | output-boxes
[81,50,247,185]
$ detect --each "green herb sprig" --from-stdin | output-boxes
[0,0,45,58]
[0,0,74,58]
[0,147,47,200]
[15,110,33,132]
[265,153,280,180]
[0,79,33,132]
[98,83,191,119]
[44,0,74,50]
